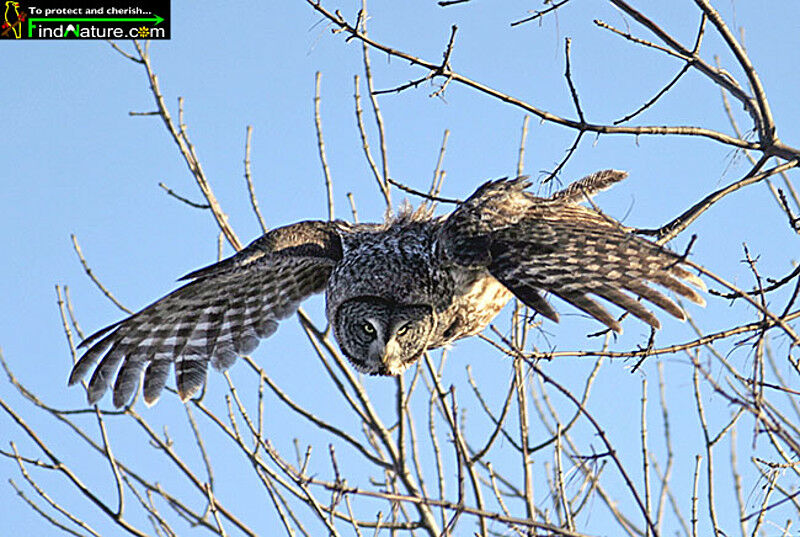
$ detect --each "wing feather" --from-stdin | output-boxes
[549,169,629,204]
[143,358,171,406]
[593,283,660,328]
[113,360,147,408]
[491,271,560,323]
[175,355,209,402]
[70,221,343,407]
[438,173,705,333]
[551,289,622,333]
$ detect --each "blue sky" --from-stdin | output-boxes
[2,1,799,535]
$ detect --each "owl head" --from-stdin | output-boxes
[333,297,435,375]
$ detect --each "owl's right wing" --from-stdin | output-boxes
[69,220,344,407]
[438,173,705,333]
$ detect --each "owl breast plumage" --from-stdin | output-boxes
[69,170,706,407]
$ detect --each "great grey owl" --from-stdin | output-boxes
[69,170,705,407]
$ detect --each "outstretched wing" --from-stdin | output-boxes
[69,220,343,407]
[438,171,705,333]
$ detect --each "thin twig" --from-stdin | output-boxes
[387,177,460,204]
[70,234,133,315]
[243,125,267,233]
[511,0,571,27]
[314,72,335,221]
[158,182,210,209]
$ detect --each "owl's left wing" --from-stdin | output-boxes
[438,172,705,333]
[69,220,344,407]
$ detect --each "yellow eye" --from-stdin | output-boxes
[362,322,375,335]
[396,323,410,336]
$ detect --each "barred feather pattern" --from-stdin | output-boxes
[488,213,705,332]
[439,172,705,333]
[549,169,629,203]
[69,223,340,407]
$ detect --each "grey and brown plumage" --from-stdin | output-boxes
[69,170,705,407]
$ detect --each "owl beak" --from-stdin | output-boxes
[372,339,406,375]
